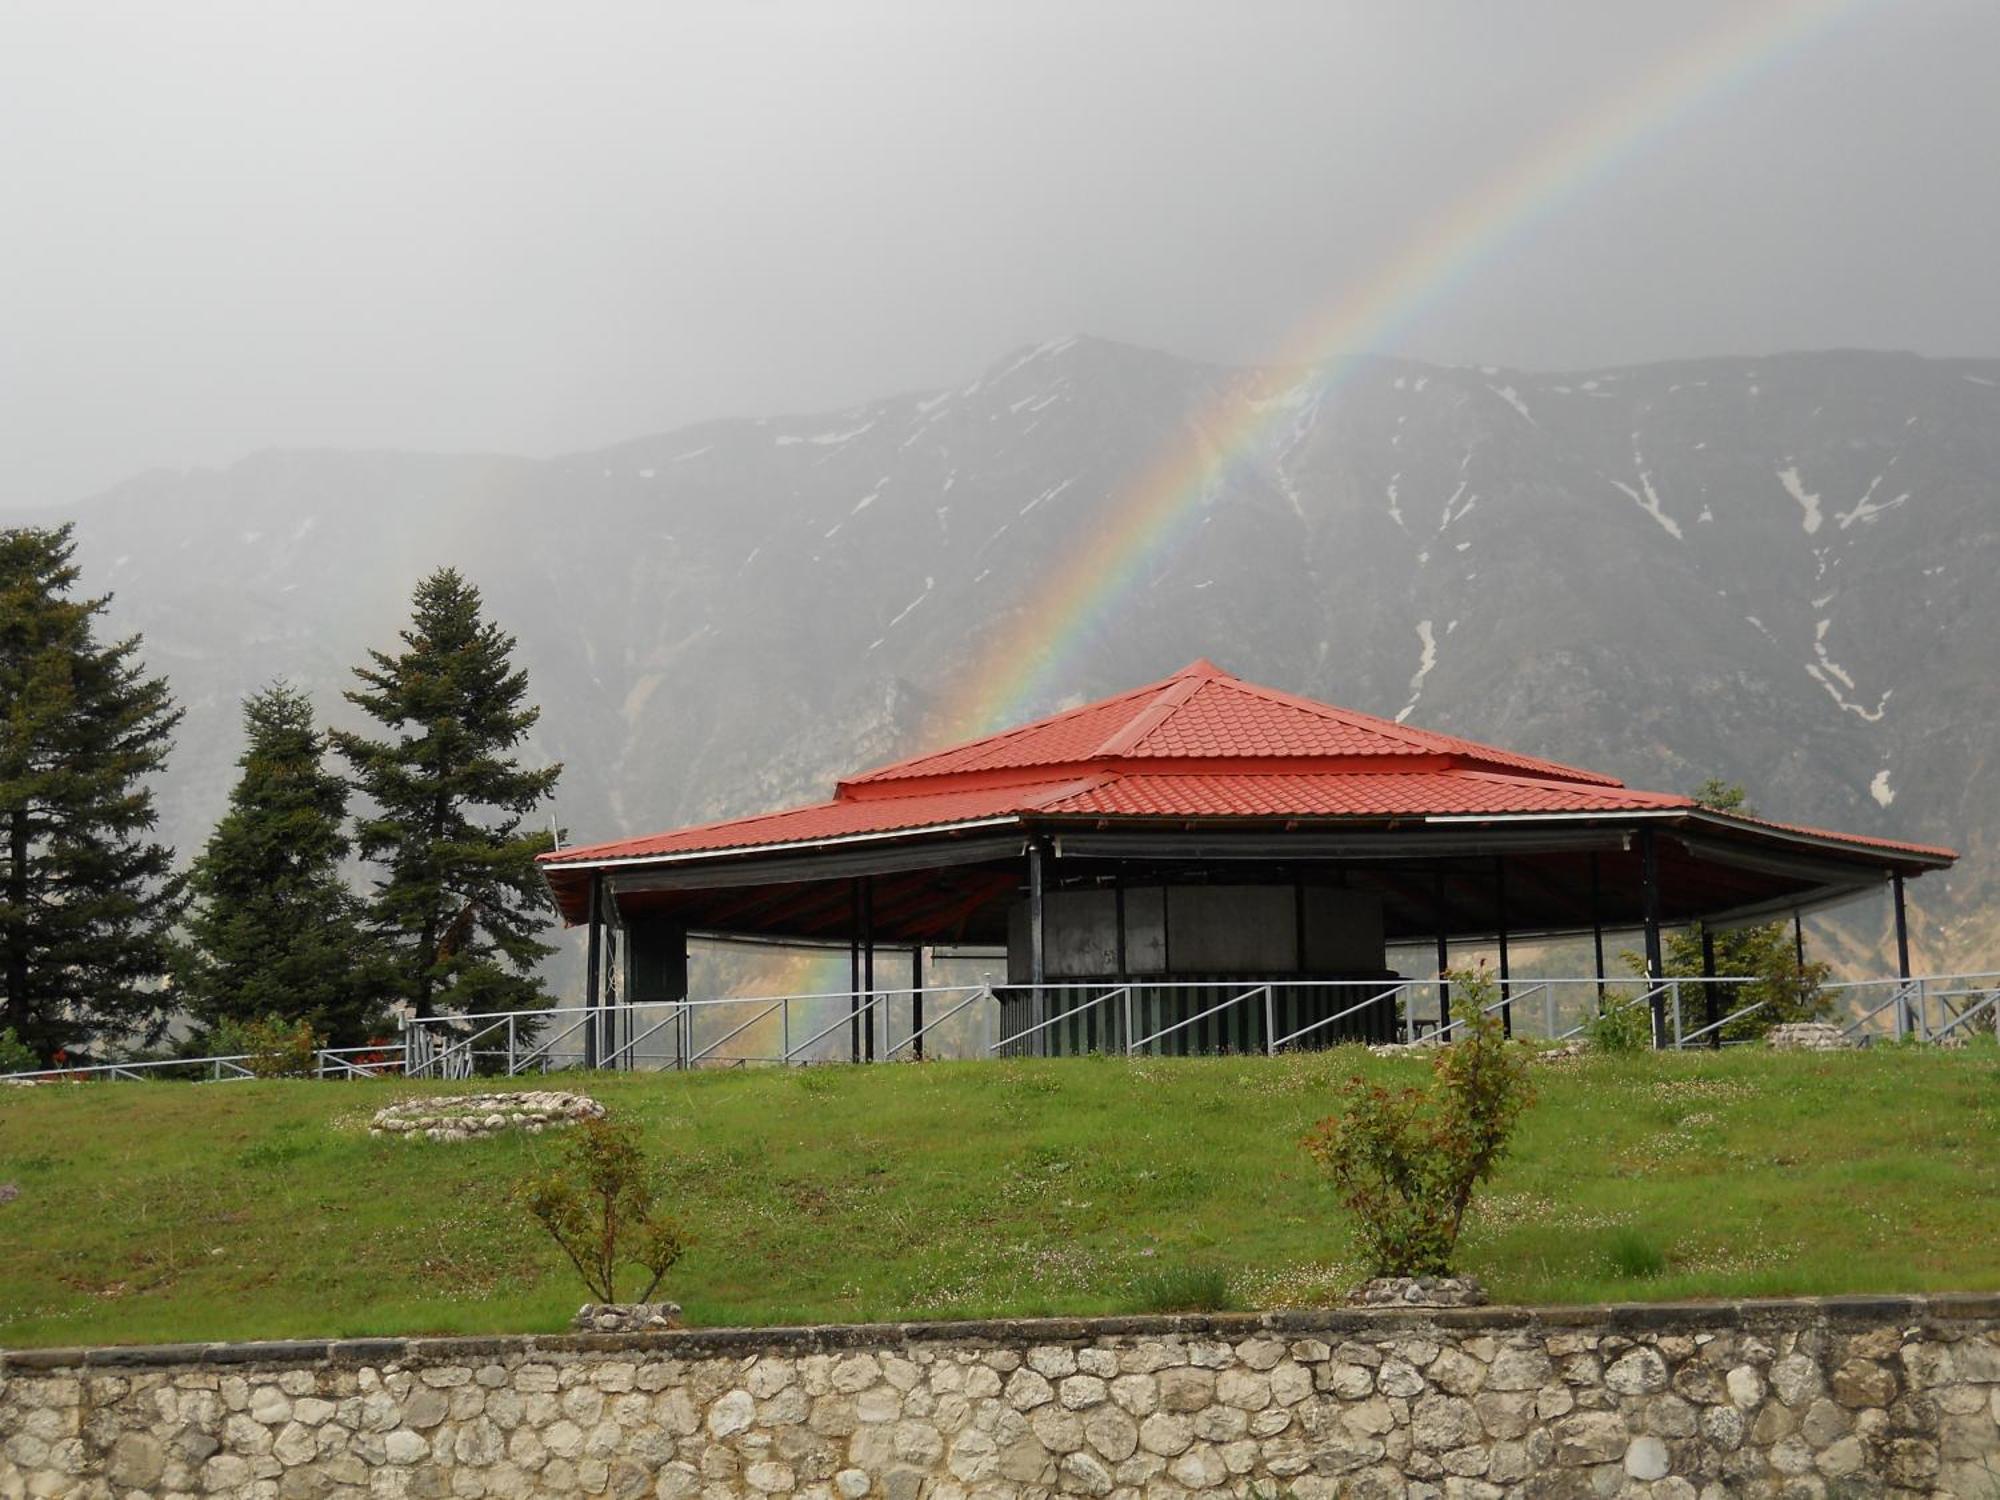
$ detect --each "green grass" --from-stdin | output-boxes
[1,1045,1996,1348]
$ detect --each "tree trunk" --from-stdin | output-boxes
[6,808,29,1036]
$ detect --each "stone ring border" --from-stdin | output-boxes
[367,1090,605,1142]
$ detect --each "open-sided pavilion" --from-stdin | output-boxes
[532,660,1957,1062]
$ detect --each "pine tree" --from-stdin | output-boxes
[0,524,184,1062]
[177,682,386,1047]
[332,569,561,1020]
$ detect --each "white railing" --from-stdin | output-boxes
[7,970,1992,1084]
[0,1042,407,1085]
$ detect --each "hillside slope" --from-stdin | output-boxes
[12,341,1999,974]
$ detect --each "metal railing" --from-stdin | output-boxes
[0,1042,406,1085]
[7,970,1993,1084]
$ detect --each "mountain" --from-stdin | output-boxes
[13,339,1999,980]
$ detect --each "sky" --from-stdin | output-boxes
[3,0,1997,506]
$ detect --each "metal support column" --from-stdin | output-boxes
[1640,826,1666,1049]
[1892,873,1911,980]
[1794,910,1806,968]
[1027,840,1047,1057]
[1433,866,1451,1035]
[1893,871,1913,1038]
[1701,925,1720,1050]
[848,881,862,1064]
[862,877,876,1063]
[584,871,603,1070]
[1493,856,1512,1038]
[1589,852,1607,1012]
[910,946,925,1062]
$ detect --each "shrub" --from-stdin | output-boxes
[517,1115,687,1303]
[212,1014,324,1078]
[0,1027,36,1074]
[1301,969,1534,1278]
[1586,998,1652,1054]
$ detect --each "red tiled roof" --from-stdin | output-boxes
[540,659,1955,870]
[1041,770,1690,819]
[843,660,1621,788]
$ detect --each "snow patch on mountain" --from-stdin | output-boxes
[1778,464,1823,534]
[1835,475,1910,530]
[1396,620,1438,723]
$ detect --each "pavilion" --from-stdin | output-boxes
[537,660,1955,1057]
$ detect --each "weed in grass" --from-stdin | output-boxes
[1604,1227,1668,1279]
[1125,1264,1239,1314]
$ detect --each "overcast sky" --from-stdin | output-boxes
[4,0,1996,504]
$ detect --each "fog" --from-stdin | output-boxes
[4,0,1996,504]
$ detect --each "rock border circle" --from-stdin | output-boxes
[368,1090,604,1142]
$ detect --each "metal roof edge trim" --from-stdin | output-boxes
[543,815,1025,871]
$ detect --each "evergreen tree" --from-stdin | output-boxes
[176,682,386,1047]
[332,569,560,1020]
[0,524,183,1062]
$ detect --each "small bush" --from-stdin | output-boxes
[516,1115,687,1303]
[211,1015,324,1078]
[1301,969,1534,1278]
[0,1027,36,1074]
[1586,999,1652,1054]
[1125,1263,1238,1314]
[1604,1227,1667,1279]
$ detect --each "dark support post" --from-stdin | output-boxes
[1701,925,1720,1050]
[1493,857,1512,1038]
[1433,866,1451,1035]
[910,946,925,1062]
[1589,852,1607,1011]
[848,881,862,1064]
[1027,840,1047,1057]
[584,871,603,1070]
[1640,826,1666,1049]
[862,877,876,1063]
[1892,873,1911,980]
[1794,911,1806,968]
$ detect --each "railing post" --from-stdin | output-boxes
[1542,984,1555,1040]
[1894,982,1908,1041]
[783,997,791,1064]
[1672,982,1683,1050]
[507,1016,517,1075]
[1263,985,1276,1057]
[1915,977,1928,1042]
[1123,987,1137,1057]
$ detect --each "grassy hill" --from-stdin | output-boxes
[2,1047,1996,1350]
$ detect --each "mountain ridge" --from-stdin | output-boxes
[13,338,1998,979]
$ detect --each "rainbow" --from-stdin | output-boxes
[943,0,1872,739]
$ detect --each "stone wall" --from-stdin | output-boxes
[4,1295,1999,1499]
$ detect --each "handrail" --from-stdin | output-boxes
[1928,989,2000,1042]
[781,992,888,1065]
[1128,984,1267,1054]
[885,987,992,1058]
[1551,983,1670,1043]
[1674,1000,1767,1047]
[1270,983,1407,1051]
[505,1013,591,1076]
[599,1003,692,1070]
[685,999,788,1068]
[990,986,1126,1054]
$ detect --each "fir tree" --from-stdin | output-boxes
[176,682,386,1047]
[332,569,561,1019]
[0,524,184,1061]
